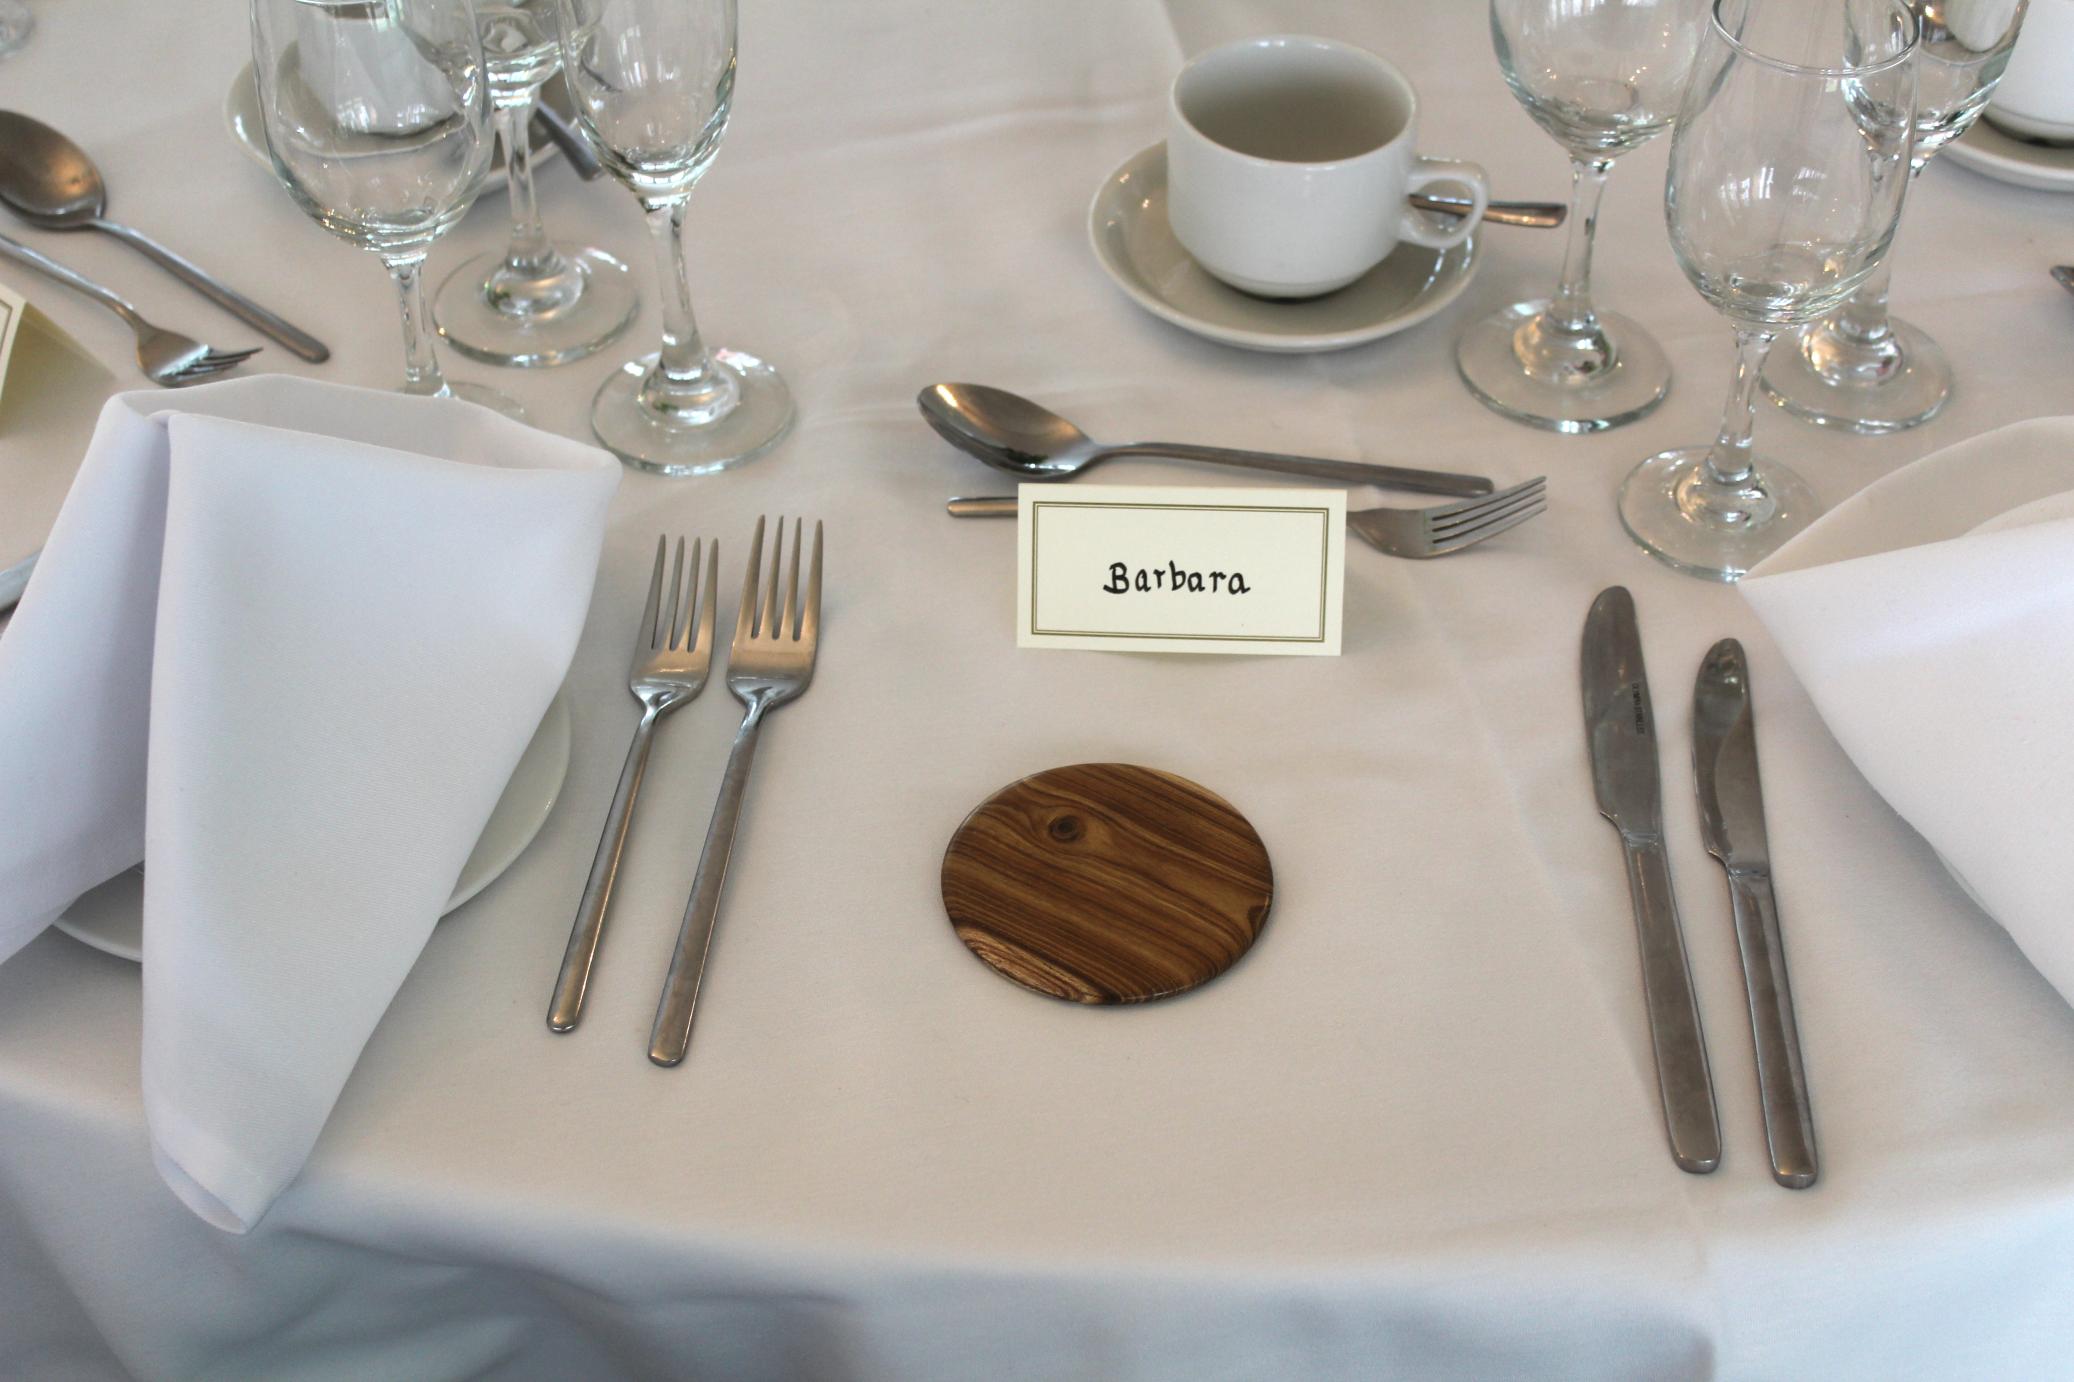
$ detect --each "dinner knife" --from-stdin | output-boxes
[1693,638,1818,1189]
[1582,587,1721,1174]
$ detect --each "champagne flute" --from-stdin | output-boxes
[552,0,792,475]
[1456,0,1713,433]
[1619,0,1917,581]
[1761,0,2029,433]
[432,0,638,367]
[252,0,523,418]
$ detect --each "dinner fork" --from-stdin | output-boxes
[650,516,823,1067]
[945,476,1548,558]
[0,231,260,386]
[548,535,716,1034]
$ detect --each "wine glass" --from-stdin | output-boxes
[0,1,31,58]
[552,0,791,475]
[1619,0,1918,581]
[1760,0,2028,432]
[1455,0,1713,433]
[432,0,638,367]
[251,0,522,419]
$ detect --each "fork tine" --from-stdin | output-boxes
[201,347,263,367]
[640,536,666,648]
[665,538,686,649]
[1427,478,1546,534]
[1425,476,1545,522]
[736,517,765,643]
[800,521,823,644]
[166,358,244,384]
[782,518,802,638]
[1429,495,1547,553]
[761,516,784,638]
[696,539,717,652]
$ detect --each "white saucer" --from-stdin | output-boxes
[52,691,572,963]
[224,62,568,194]
[1086,142,1479,354]
[1940,118,2074,194]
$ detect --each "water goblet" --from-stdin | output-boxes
[1455,0,1713,433]
[251,0,524,419]
[552,0,791,475]
[1761,0,2029,432]
[432,0,638,367]
[1619,0,1918,581]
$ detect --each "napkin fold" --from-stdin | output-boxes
[0,376,618,1231]
[1742,417,2074,1008]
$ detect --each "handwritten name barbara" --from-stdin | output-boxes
[1103,560,1252,595]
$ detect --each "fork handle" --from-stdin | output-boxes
[548,706,661,1032]
[650,699,768,1066]
[946,497,1017,518]
[0,230,141,327]
[1101,443,1493,497]
[91,219,329,362]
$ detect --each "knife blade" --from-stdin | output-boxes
[1694,638,1818,1189]
[1582,587,1721,1174]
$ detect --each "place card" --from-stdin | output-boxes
[1015,484,1344,655]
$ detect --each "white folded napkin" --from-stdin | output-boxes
[1741,416,2074,1008]
[0,376,617,1231]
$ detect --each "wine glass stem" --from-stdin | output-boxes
[1826,259,1895,350]
[639,199,729,414]
[498,96,556,278]
[385,252,448,397]
[1545,157,1612,336]
[1704,327,1776,487]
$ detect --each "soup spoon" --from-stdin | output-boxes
[918,383,1493,496]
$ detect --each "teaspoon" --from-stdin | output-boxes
[919,383,1493,497]
[0,110,329,362]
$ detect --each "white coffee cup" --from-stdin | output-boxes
[1985,0,2074,144]
[1166,35,1489,299]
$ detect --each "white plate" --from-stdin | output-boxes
[1940,118,2074,194]
[1086,142,1479,354]
[224,62,568,194]
[52,690,572,963]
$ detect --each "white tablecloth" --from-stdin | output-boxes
[5,3,2074,1378]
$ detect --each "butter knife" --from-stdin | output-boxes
[1694,639,1818,1189]
[1582,587,1721,1174]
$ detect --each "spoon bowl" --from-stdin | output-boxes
[917,382,1493,496]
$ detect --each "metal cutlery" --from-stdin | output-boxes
[1582,587,1721,1175]
[1693,638,1817,1189]
[946,476,1547,558]
[650,517,823,1067]
[0,231,259,386]
[2054,265,2074,295]
[0,550,32,616]
[1411,192,1566,229]
[531,102,604,180]
[920,383,1495,497]
[549,536,717,1034]
[0,111,330,363]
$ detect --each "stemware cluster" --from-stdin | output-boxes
[1467,0,2029,581]
[249,0,788,475]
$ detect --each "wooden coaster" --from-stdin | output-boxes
[940,763,1273,1004]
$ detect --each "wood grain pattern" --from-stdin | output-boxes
[940,763,1273,1004]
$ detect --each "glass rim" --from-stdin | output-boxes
[1707,0,1920,79]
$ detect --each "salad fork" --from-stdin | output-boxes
[549,535,716,1034]
[945,476,1547,558]
[0,230,260,386]
[650,516,823,1067]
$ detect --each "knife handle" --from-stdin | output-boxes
[1725,870,1818,1188]
[1621,838,1722,1174]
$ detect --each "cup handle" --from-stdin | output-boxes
[1399,158,1489,250]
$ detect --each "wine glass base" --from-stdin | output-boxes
[593,348,793,477]
[417,380,529,423]
[434,246,639,368]
[1760,314,1950,434]
[1457,301,1670,433]
[1617,446,1819,583]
